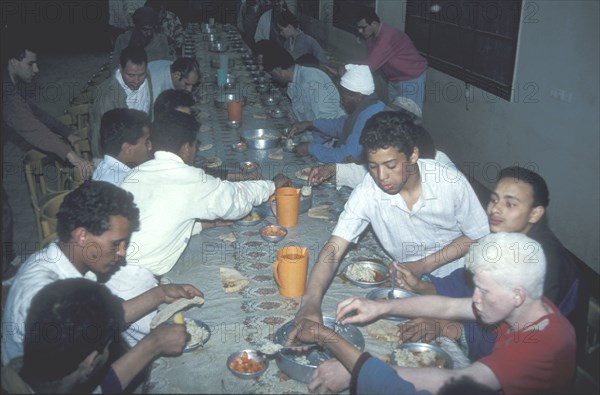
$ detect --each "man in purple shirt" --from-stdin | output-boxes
[356,9,427,110]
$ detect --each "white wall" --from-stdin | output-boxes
[296,0,599,272]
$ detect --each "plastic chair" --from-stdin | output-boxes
[23,150,70,241]
[39,192,69,240]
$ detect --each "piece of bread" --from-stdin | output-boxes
[308,205,332,220]
[204,156,222,168]
[268,149,284,160]
[253,112,268,119]
[150,296,205,329]
[218,232,237,243]
[295,167,311,180]
[198,143,213,151]
[220,267,250,293]
[366,320,400,342]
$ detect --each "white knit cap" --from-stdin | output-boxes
[340,64,375,95]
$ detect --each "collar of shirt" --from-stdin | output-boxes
[154,150,185,163]
[46,242,98,281]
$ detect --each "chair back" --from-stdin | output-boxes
[40,191,69,240]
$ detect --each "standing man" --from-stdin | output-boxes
[91,45,153,160]
[92,109,152,186]
[356,9,427,109]
[111,6,170,70]
[260,42,344,123]
[294,111,489,325]
[254,0,287,46]
[288,64,385,163]
[147,57,200,100]
[2,37,92,178]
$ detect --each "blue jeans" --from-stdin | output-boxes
[388,70,427,111]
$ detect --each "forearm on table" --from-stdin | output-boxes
[122,286,165,323]
[302,236,348,306]
[418,235,475,274]
[111,335,161,389]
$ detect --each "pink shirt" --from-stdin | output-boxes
[365,23,427,81]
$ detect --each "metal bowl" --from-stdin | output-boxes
[209,42,229,52]
[235,209,264,226]
[269,108,287,118]
[227,350,269,379]
[210,58,235,68]
[239,161,259,173]
[365,288,417,322]
[260,93,281,107]
[245,64,259,72]
[260,224,288,243]
[240,128,282,149]
[214,92,247,109]
[393,343,453,369]
[255,83,271,93]
[249,71,264,79]
[241,54,253,60]
[342,261,389,288]
[273,317,364,383]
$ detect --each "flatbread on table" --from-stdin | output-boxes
[268,149,283,160]
[220,267,250,293]
[308,205,332,220]
[198,143,213,151]
[218,232,237,243]
[150,296,205,329]
[295,167,311,180]
[204,156,222,168]
[366,320,400,342]
[253,112,268,119]
[199,124,212,133]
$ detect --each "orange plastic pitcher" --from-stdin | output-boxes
[273,246,308,297]
[269,187,300,227]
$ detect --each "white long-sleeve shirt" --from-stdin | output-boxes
[1,243,97,364]
[120,151,275,275]
[333,159,489,277]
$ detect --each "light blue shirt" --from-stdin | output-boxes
[287,65,345,122]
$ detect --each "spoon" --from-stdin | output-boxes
[388,265,397,300]
[257,342,318,357]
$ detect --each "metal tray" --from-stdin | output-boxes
[273,316,364,383]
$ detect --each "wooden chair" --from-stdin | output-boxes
[23,150,69,241]
[40,232,58,249]
[39,192,69,240]
[64,103,90,130]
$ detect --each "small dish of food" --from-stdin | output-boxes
[227,350,268,379]
[240,161,259,173]
[260,224,287,242]
[236,210,264,226]
[342,261,389,288]
[231,142,248,152]
[393,343,453,369]
[269,108,287,118]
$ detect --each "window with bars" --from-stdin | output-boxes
[405,0,522,100]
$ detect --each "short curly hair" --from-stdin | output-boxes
[359,111,418,158]
[21,278,124,386]
[56,181,140,242]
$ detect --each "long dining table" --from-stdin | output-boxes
[144,23,470,394]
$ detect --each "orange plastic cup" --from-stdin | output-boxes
[273,246,308,298]
[269,187,300,227]
[227,100,243,122]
